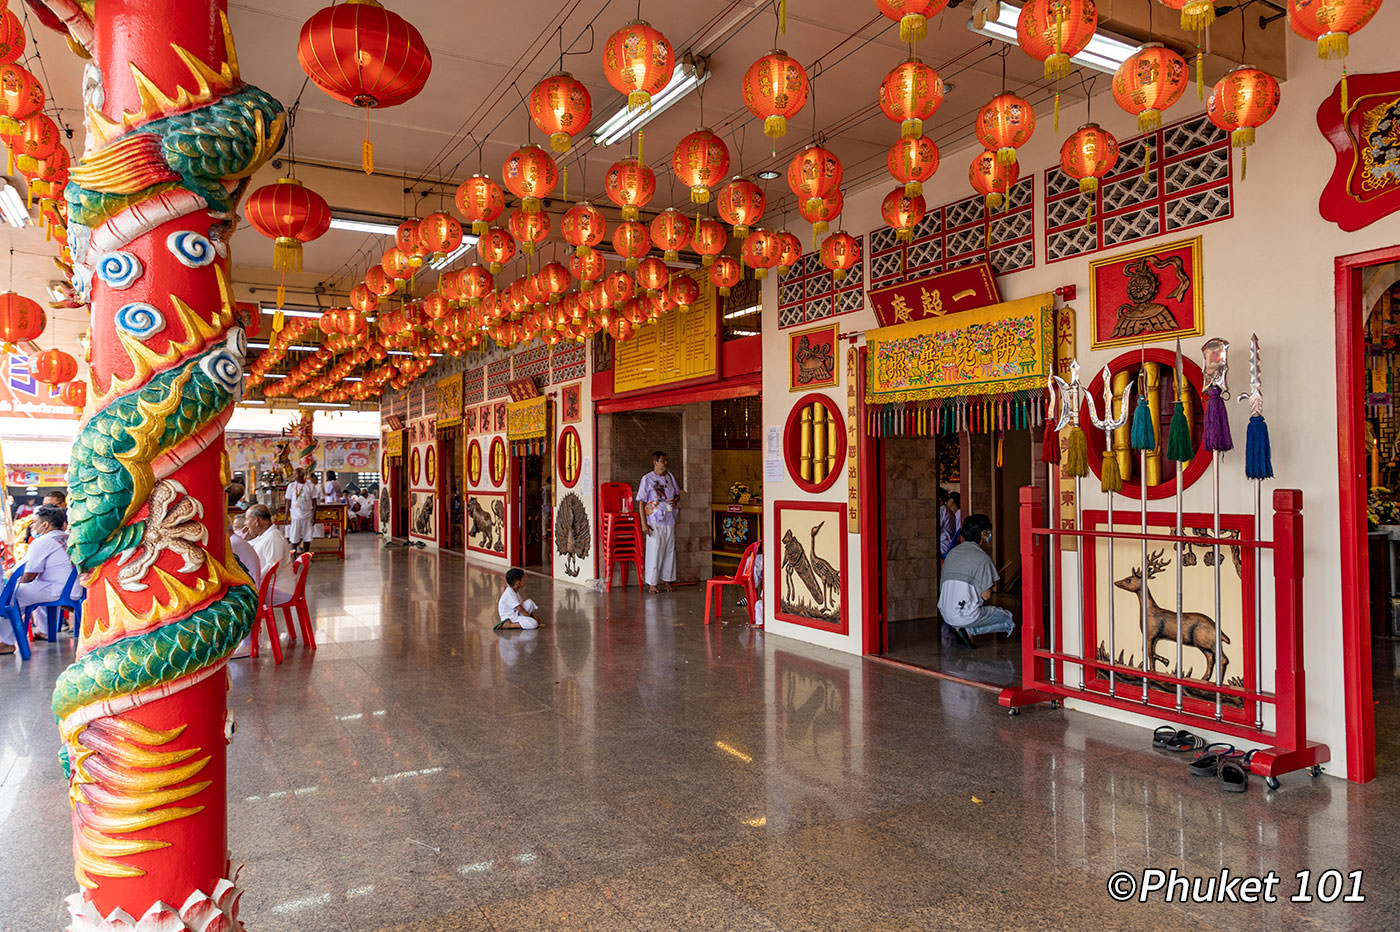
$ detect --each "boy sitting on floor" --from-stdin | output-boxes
[495,567,544,630]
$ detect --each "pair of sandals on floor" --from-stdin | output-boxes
[647,582,673,594]
[1153,726,1253,792]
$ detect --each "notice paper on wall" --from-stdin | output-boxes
[765,427,784,482]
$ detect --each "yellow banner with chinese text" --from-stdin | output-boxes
[506,395,548,441]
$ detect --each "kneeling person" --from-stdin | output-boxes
[496,567,544,630]
[938,513,1015,646]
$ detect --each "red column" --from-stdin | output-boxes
[41,1,279,926]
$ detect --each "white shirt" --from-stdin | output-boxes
[24,529,78,597]
[321,479,343,504]
[230,533,261,586]
[286,481,318,519]
[498,586,530,622]
[249,525,294,597]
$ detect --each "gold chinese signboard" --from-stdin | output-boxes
[614,270,718,395]
[866,293,1056,403]
[506,395,548,441]
[847,345,859,534]
[437,372,463,427]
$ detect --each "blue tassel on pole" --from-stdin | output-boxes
[1245,413,1273,480]
[1130,395,1156,451]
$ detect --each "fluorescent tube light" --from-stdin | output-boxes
[260,306,325,320]
[428,237,479,271]
[248,341,319,352]
[967,3,1141,75]
[262,373,288,379]
[300,402,350,408]
[594,58,710,147]
[240,400,266,405]
[724,304,760,320]
[0,182,29,228]
[342,377,363,382]
[329,216,400,236]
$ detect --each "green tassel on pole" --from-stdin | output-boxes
[1167,400,1193,463]
[1130,396,1155,451]
[1063,426,1089,478]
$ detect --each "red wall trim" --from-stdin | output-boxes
[596,373,761,413]
[1335,246,1400,783]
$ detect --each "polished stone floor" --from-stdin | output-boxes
[3,537,1399,932]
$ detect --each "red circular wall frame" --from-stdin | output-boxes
[1082,348,1211,500]
[489,437,507,486]
[425,446,437,486]
[783,392,847,494]
[557,426,583,488]
[409,448,421,485]
[467,439,483,485]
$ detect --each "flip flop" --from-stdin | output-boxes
[1219,759,1248,793]
[1187,743,1237,777]
[0,646,15,656]
[1152,728,1203,752]
[493,619,508,631]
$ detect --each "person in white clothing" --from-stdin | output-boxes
[245,504,295,605]
[320,470,344,504]
[1,505,80,651]
[494,568,544,630]
[228,522,262,660]
[636,451,681,593]
[284,468,318,554]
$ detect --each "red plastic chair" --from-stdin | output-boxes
[277,553,316,649]
[704,541,761,626]
[251,561,283,664]
[600,481,634,515]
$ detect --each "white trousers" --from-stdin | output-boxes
[287,516,313,543]
[503,598,540,629]
[644,524,676,586]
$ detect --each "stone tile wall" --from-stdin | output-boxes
[882,435,944,623]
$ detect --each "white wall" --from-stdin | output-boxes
[759,11,1400,779]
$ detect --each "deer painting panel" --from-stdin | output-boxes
[774,501,848,634]
[1082,509,1258,722]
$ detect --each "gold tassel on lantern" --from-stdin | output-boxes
[1053,91,1061,132]
[561,165,568,203]
[780,0,787,34]
[900,13,928,44]
[362,109,374,175]
[636,130,644,164]
[1341,67,1349,110]
[1196,49,1204,100]
[1143,143,1152,182]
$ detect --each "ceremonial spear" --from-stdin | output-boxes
[1050,361,1090,688]
[1238,334,1271,729]
[1086,367,1132,697]
[1166,340,1197,711]
[1129,358,1158,702]
[1201,338,1233,719]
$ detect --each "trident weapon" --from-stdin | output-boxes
[1237,334,1269,729]
[1049,361,1090,687]
[1201,337,1232,720]
[1086,367,1132,697]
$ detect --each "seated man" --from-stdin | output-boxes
[244,504,295,605]
[937,513,1015,647]
[1,505,81,650]
[495,567,544,630]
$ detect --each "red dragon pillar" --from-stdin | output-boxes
[36,1,282,928]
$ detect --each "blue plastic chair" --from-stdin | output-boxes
[0,564,30,662]
[22,566,84,642]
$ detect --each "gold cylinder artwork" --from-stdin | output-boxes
[800,405,814,482]
[1145,362,1164,486]
[827,416,838,471]
[812,403,829,483]
[1112,368,1133,481]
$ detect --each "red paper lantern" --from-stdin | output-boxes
[381,245,413,281]
[773,230,803,276]
[1060,122,1119,194]
[604,157,656,222]
[31,347,77,386]
[820,231,860,282]
[561,201,606,256]
[508,207,551,255]
[244,178,332,272]
[455,175,505,235]
[717,176,766,238]
[0,292,45,351]
[887,135,939,198]
[787,145,843,214]
[1159,0,1217,30]
[602,270,636,308]
[397,218,431,267]
[612,220,651,269]
[365,266,395,297]
[666,275,701,310]
[710,256,742,296]
[975,93,1035,167]
[0,9,25,65]
[881,188,926,242]
[1017,0,1099,80]
[969,148,1019,209]
[538,261,572,300]
[799,188,843,237]
[350,284,379,313]
[875,0,951,43]
[422,292,451,321]
[462,265,493,306]
[571,249,606,289]
[742,50,809,141]
[60,378,86,410]
[879,59,945,139]
[672,129,730,205]
[528,72,592,153]
[650,209,692,262]
[477,227,515,273]
[503,144,558,213]
[419,211,463,257]
[602,20,675,112]
[0,64,44,135]
[339,308,369,337]
[1208,66,1281,178]
[25,146,69,201]
[9,112,58,173]
[635,256,670,294]
[296,1,432,174]
[692,218,727,266]
[1112,44,1187,132]
[740,229,782,279]
[1289,0,1380,62]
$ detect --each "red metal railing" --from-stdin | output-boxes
[1002,485,1328,782]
